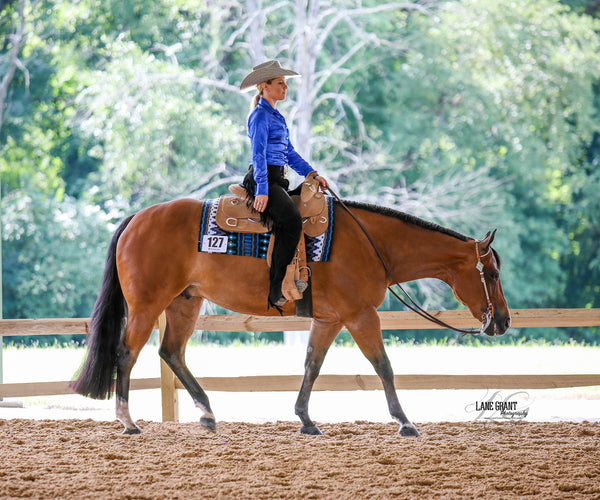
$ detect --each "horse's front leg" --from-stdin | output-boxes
[346,308,420,437]
[295,319,342,435]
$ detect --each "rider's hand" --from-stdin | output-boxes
[253,194,268,212]
[315,175,329,192]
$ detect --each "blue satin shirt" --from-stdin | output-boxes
[248,97,313,196]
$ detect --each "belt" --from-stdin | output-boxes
[267,164,288,175]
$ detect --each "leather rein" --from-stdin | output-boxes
[327,188,494,335]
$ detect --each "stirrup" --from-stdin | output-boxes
[295,280,308,294]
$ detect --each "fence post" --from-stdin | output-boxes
[158,312,179,422]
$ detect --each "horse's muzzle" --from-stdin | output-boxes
[482,312,511,336]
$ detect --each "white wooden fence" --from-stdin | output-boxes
[0,308,599,421]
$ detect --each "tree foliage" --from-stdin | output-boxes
[1,0,599,343]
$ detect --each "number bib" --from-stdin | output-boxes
[201,235,228,253]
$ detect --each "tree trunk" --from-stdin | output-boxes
[246,0,266,64]
[293,0,318,162]
[0,0,27,130]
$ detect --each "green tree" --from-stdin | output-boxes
[1,0,599,344]
[366,0,600,311]
[1,189,112,319]
[73,40,248,211]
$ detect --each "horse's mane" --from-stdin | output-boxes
[337,199,472,243]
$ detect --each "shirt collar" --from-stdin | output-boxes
[258,97,283,117]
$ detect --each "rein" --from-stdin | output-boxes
[327,188,491,335]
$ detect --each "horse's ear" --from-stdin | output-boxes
[480,229,497,251]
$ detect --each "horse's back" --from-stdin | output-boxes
[120,198,204,246]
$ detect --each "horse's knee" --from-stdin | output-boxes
[368,352,394,380]
[304,344,327,370]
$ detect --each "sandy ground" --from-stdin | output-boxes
[1,419,599,499]
[1,344,600,498]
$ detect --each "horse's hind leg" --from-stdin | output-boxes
[346,308,420,437]
[159,293,216,431]
[295,319,343,435]
[116,309,158,434]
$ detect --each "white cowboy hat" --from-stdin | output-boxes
[239,60,300,93]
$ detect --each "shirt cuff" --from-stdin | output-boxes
[255,182,269,196]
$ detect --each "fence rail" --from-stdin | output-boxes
[1,308,599,337]
[1,308,599,422]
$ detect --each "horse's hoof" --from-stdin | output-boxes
[122,425,142,435]
[200,416,217,432]
[399,423,420,437]
[300,425,322,435]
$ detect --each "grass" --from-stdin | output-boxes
[2,332,598,350]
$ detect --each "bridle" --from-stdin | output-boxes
[328,188,495,335]
[475,241,495,333]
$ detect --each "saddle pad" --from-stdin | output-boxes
[198,197,334,262]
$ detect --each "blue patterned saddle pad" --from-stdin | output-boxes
[198,196,334,262]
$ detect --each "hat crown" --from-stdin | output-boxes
[253,60,281,71]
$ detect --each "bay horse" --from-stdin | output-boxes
[71,197,510,437]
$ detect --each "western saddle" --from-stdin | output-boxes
[215,171,328,306]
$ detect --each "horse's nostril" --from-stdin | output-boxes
[505,317,512,329]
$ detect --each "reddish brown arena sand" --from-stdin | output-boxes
[0,419,599,499]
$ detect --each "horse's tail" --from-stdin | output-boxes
[70,214,135,399]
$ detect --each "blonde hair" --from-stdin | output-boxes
[250,80,272,111]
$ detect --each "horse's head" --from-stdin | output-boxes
[451,230,511,336]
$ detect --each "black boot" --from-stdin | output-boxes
[268,270,287,311]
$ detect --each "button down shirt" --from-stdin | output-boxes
[248,97,313,196]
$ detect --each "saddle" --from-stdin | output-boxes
[217,171,328,237]
[215,172,328,311]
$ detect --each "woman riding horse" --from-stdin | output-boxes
[239,60,329,309]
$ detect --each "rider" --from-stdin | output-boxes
[239,60,329,309]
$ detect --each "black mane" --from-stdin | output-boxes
[336,199,472,243]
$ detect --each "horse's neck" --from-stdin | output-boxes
[371,213,470,285]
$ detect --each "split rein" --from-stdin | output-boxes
[326,188,492,336]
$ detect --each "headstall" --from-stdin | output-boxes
[475,241,494,333]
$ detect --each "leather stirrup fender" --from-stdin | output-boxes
[216,194,268,234]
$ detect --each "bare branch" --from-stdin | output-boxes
[186,165,242,199]
[311,38,367,97]
[151,43,181,66]
[226,0,289,50]
[0,0,26,129]
[246,0,266,63]
[312,91,367,139]
[315,1,430,54]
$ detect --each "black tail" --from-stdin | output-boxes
[70,215,135,399]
